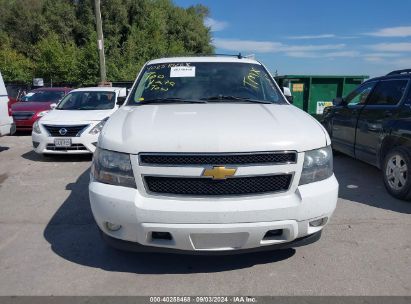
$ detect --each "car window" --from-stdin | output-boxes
[366,80,409,106]
[57,91,116,110]
[129,62,286,104]
[5,86,22,99]
[22,91,65,102]
[405,85,411,105]
[345,82,376,106]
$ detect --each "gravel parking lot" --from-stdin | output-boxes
[0,134,410,296]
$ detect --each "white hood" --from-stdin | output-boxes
[41,108,116,123]
[99,104,329,154]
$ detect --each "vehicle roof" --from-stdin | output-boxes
[365,73,411,83]
[30,87,71,92]
[146,56,261,65]
[278,75,369,79]
[70,87,126,93]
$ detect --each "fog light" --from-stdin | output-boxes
[309,217,328,227]
[105,222,122,231]
[151,231,173,240]
[263,229,283,240]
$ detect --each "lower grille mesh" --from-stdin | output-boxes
[145,174,292,196]
[46,144,87,151]
[12,112,35,120]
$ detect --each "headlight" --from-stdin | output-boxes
[299,146,333,185]
[36,110,49,117]
[33,120,41,134]
[91,147,136,188]
[89,117,108,135]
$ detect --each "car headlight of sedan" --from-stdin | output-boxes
[91,147,136,188]
[33,120,41,134]
[299,146,333,185]
[89,117,109,135]
[36,110,49,117]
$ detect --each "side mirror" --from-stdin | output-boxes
[116,96,126,106]
[282,87,293,104]
[332,97,346,106]
[50,103,57,110]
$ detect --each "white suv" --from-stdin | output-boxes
[89,56,339,254]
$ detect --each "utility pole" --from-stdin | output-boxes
[94,0,107,84]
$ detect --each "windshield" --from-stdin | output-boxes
[22,91,66,102]
[56,91,116,110]
[128,62,286,105]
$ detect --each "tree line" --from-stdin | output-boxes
[0,0,214,85]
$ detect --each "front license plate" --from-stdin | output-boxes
[54,138,72,147]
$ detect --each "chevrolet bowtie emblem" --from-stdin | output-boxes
[202,166,237,180]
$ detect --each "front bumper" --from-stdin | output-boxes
[100,227,322,255]
[14,117,37,130]
[89,175,338,253]
[32,127,98,154]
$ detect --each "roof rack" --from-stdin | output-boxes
[162,53,246,59]
[386,69,411,76]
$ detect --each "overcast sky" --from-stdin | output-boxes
[175,0,411,77]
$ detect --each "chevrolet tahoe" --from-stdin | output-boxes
[89,56,339,254]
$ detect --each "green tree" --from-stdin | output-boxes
[2,0,48,58]
[77,33,100,85]
[42,0,77,43]
[34,34,79,83]
[0,0,214,84]
[0,38,34,82]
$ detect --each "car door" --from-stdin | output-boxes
[331,81,376,157]
[355,78,410,166]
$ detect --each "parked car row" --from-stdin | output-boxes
[11,87,72,131]
[32,87,126,154]
[0,81,127,154]
[1,58,409,256]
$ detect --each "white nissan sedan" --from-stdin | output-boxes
[32,87,126,154]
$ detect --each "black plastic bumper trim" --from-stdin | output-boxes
[99,228,322,255]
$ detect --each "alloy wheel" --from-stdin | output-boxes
[385,154,408,190]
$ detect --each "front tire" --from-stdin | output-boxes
[383,147,411,201]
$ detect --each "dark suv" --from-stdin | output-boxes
[322,69,411,200]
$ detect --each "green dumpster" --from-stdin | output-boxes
[275,75,369,116]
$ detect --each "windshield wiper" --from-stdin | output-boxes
[137,98,206,105]
[200,95,272,104]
